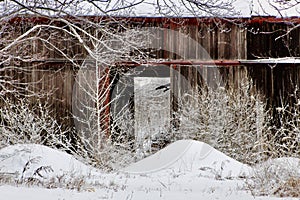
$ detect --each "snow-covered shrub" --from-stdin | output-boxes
[266,89,300,159]
[172,79,270,165]
[246,88,300,197]
[0,97,72,150]
[274,177,300,197]
[247,157,300,197]
[0,96,135,171]
[71,86,137,171]
[73,133,136,171]
[174,81,299,166]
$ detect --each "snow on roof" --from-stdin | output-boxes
[1,0,299,18]
[80,0,300,18]
[239,57,300,64]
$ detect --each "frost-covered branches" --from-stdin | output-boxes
[247,157,300,197]
[172,79,270,165]
[266,88,300,158]
[171,77,300,167]
[0,98,71,150]
[0,0,239,17]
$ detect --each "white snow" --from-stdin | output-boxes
[240,57,300,64]
[1,0,299,18]
[0,144,98,180]
[122,140,251,178]
[0,141,298,200]
[249,0,300,17]
[83,0,300,17]
[116,0,300,17]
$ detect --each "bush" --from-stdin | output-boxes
[172,79,270,165]
[0,97,72,151]
[246,157,300,197]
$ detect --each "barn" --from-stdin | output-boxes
[1,15,300,156]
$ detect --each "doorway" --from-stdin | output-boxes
[134,77,171,156]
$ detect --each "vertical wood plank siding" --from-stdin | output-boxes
[1,17,299,127]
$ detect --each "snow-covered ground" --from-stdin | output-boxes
[0,140,298,200]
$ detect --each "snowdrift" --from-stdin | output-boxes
[121,140,251,178]
[0,144,96,179]
[0,140,252,180]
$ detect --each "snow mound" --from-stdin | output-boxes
[121,140,251,178]
[0,144,97,179]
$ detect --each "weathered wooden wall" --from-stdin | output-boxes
[247,18,300,58]
[0,62,76,126]
[248,63,300,109]
[1,16,300,128]
[129,17,247,60]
